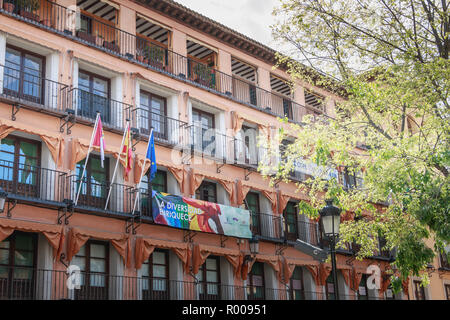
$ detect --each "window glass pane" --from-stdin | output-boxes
[90,258,106,273]
[72,256,86,271]
[207,283,218,295]
[0,266,8,279]
[14,251,34,267]
[152,265,166,278]
[252,275,263,287]
[152,251,166,265]
[0,249,9,265]
[206,258,217,270]
[206,271,218,282]
[141,263,149,277]
[93,77,108,97]
[14,233,34,251]
[151,97,164,114]
[140,93,149,108]
[5,48,21,68]
[78,73,90,92]
[0,240,10,249]
[152,278,166,291]
[252,262,263,275]
[90,244,106,258]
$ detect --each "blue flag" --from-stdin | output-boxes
[147,130,157,181]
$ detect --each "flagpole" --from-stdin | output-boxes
[131,128,154,215]
[104,120,130,210]
[75,112,100,206]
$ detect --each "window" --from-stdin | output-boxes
[198,256,220,300]
[140,170,167,217]
[289,267,305,300]
[413,280,426,300]
[357,274,369,300]
[0,232,37,299]
[141,249,169,300]
[445,284,450,300]
[339,167,363,190]
[0,135,41,198]
[196,181,217,203]
[247,262,265,300]
[72,240,109,300]
[78,70,110,123]
[75,155,109,208]
[325,274,336,300]
[284,202,298,241]
[440,246,450,269]
[139,90,167,138]
[192,108,215,154]
[240,125,258,165]
[245,192,260,236]
[3,46,44,104]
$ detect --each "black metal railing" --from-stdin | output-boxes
[0,64,68,112]
[0,267,388,300]
[234,137,268,169]
[0,159,66,203]
[188,125,232,161]
[296,221,322,247]
[65,175,135,215]
[1,0,329,126]
[131,109,189,148]
[68,88,133,130]
[251,212,283,240]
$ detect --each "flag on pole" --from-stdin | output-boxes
[123,124,133,179]
[92,115,106,168]
[147,129,157,181]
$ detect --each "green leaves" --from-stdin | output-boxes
[267,0,450,288]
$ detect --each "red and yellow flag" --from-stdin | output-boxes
[123,125,133,179]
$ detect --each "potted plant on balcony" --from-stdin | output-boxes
[95,32,104,47]
[146,45,165,70]
[193,63,213,87]
[136,48,145,62]
[3,1,15,13]
[16,0,40,22]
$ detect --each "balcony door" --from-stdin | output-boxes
[192,108,215,155]
[140,170,167,217]
[141,249,169,300]
[245,192,260,236]
[247,262,265,300]
[198,256,220,300]
[139,90,167,139]
[284,202,298,241]
[75,156,109,209]
[196,181,217,203]
[78,70,110,123]
[0,135,41,198]
[3,46,44,104]
[289,267,305,300]
[72,241,109,300]
[0,232,37,300]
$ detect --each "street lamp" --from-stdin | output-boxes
[244,237,259,263]
[0,188,8,213]
[319,199,341,300]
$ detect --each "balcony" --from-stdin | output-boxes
[0,0,328,125]
[65,174,136,217]
[0,64,69,115]
[187,125,233,162]
[68,88,133,131]
[0,159,66,205]
[0,266,388,300]
[251,212,283,242]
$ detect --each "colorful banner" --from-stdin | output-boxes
[151,191,252,239]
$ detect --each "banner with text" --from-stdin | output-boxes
[151,191,252,239]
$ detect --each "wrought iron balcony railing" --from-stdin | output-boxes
[65,175,135,216]
[0,64,69,113]
[0,159,67,204]
[0,0,328,125]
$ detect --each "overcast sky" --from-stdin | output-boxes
[174,0,280,49]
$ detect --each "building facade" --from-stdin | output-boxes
[0,0,446,300]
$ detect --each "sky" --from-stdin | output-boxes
[173,0,280,49]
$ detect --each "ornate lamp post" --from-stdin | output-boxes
[319,199,342,300]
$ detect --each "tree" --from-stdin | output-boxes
[263,0,449,291]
